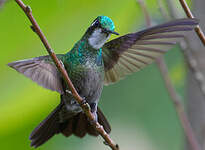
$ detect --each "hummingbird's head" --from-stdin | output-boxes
[87,16,119,49]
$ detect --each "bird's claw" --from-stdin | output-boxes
[80,97,87,105]
[80,97,91,110]
[79,98,98,124]
[65,90,72,95]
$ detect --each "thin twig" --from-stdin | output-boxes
[14,0,118,149]
[136,0,151,26]
[179,0,205,46]
[157,0,170,20]
[137,0,201,150]
[156,57,201,150]
[166,0,205,103]
[157,1,202,150]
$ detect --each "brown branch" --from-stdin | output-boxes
[157,0,170,20]
[157,1,202,150]
[14,0,118,149]
[156,57,201,150]
[166,0,205,103]
[179,0,205,46]
[137,0,201,150]
[136,0,151,27]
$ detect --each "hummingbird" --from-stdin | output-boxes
[8,16,198,148]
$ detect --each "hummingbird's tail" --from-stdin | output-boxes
[29,103,111,148]
[60,107,111,138]
[29,102,63,148]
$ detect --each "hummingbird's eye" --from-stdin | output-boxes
[91,19,99,27]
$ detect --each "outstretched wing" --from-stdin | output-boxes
[102,18,198,85]
[8,55,64,94]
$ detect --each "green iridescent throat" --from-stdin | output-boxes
[66,38,102,66]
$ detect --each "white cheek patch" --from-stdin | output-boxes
[88,29,110,49]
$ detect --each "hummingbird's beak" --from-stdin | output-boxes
[104,29,119,35]
[108,30,119,35]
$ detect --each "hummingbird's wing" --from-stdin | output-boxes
[102,18,198,85]
[8,55,64,94]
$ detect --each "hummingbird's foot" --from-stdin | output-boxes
[89,103,98,124]
[79,97,91,112]
[80,97,87,106]
[80,99,98,124]
[90,103,97,113]
[65,89,72,95]
[89,111,98,125]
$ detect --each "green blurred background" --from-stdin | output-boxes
[0,0,189,150]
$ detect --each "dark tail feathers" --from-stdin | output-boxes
[29,104,111,148]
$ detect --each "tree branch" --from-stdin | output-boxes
[137,1,201,150]
[166,0,205,104]
[14,0,119,149]
[156,57,201,150]
[179,0,205,46]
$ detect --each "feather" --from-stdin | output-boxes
[8,55,64,94]
[102,18,199,85]
[30,103,63,148]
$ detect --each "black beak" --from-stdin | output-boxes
[104,29,119,35]
[109,30,119,35]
